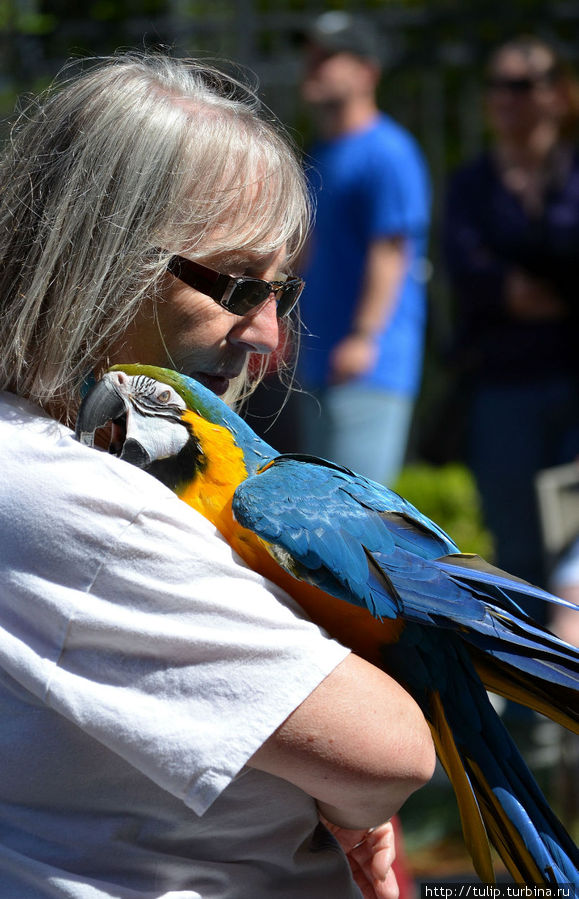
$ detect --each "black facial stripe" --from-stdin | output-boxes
[131,375,184,420]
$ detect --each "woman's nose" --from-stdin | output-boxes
[228,296,280,355]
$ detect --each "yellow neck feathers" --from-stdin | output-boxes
[177,410,248,543]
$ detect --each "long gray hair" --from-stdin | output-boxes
[0,52,310,421]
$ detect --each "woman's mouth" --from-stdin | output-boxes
[193,372,233,396]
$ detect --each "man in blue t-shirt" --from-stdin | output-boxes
[298,12,431,485]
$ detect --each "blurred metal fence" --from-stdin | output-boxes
[3,2,579,140]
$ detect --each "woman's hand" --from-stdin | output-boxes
[323,818,399,899]
[505,269,566,320]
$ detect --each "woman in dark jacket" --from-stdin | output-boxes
[444,36,579,621]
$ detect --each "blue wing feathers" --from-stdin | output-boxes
[234,458,579,696]
[436,557,578,614]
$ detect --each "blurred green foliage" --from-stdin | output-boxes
[394,462,494,558]
[0,5,54,33]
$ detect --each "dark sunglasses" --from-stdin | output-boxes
[485,75,553,94]
[166,255,305,318]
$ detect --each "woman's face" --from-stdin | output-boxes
[108,244,286,398]
[485,46,564,140]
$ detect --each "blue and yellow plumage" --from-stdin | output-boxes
[76,364,579,889]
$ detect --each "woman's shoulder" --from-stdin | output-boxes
[0,389,220,569]
[0,389,174,503]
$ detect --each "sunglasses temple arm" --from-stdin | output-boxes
[167,256,232,301]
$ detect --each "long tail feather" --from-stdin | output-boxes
[384,630,579,886]
[471,649,579,735]
[466,757,576,886]
[467,758,549,885]
[429,690,495,883]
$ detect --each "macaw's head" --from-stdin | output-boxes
[75,365,275,494]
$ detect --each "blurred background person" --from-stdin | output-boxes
[296,11,431,486]
[550,534,579,645]
[443,35,579,623]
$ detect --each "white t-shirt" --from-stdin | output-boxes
[0,391,357,898]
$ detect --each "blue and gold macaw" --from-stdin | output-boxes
[76,364,579,888]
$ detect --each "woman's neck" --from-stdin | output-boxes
[496,122,560,171]
[494,124,565,214]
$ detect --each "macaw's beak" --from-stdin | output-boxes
[75,372,152,468]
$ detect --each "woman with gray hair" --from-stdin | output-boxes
[0,53,434,899]
[0,53,309,418]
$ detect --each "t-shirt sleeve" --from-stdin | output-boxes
[362,134,430,240]
[0,427,350,816]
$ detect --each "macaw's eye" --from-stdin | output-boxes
[157,390,172,403]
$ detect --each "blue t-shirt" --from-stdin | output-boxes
[299,113,430,395]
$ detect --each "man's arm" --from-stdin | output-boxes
[329,236,406,383]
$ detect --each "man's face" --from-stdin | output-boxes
[301,47,377,108]
[108,246,286,399]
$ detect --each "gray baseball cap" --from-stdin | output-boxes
[306,11,380,63]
